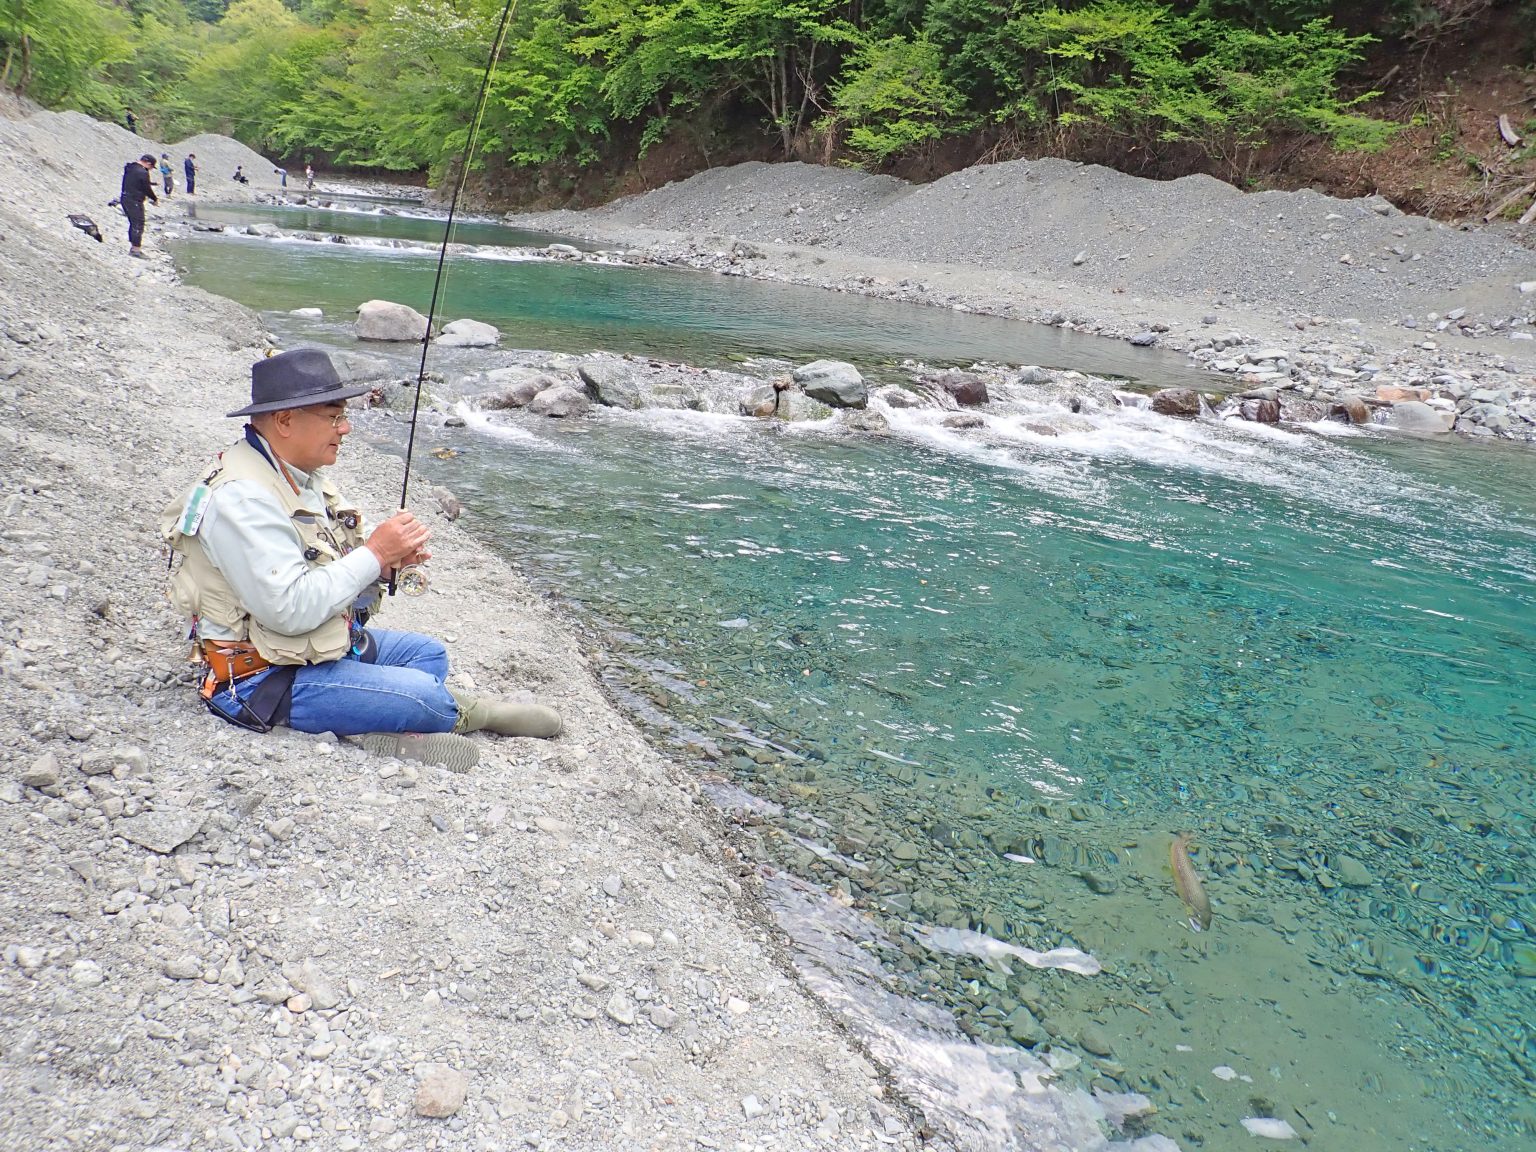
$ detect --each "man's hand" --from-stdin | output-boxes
[365,511,432,570]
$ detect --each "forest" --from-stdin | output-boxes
[4,0,1535,201]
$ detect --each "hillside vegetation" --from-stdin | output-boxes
[5,0,1535,218]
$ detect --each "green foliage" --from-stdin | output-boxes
[2,0,134,110]
[1001,2,1394,175]
[833,33,967,160]
[0,0,1425,184]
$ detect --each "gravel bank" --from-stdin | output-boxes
[511,159,1536,441]
[0,104,925,1152]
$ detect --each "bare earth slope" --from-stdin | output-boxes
[0,106,921,1152]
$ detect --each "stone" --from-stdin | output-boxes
[1128,332,1158,347]
[435,318,499,347]
[926,371,989,407]
[163,955,202,980]
[578,361,646,409]
[413,1067,468,1118]
[1238,398,1280,423]
[942,413,984,430]
[118,810,201,854]
[528,384,592,418]
[741,1095,764,1119]
[1331,395,1371,425]
[1150,388,1202,418]
[472,370,554,410]
[21,752,60,790]
[605,993,636,1025]
[1376,385,1430,403]
[792,360,867,408]
[1336,855,1373,888]
[292,961,342,1010]
[1386,401,1455,434]
[841,409,890,433]
[355,299,429,342]
[289,307,323,318]
[69,960,105,987]
[774,389,833,422]
[1079,1023,1115,1057]
[739,384,777,417]
[648,1005,678,1029]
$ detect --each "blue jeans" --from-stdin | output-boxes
[208,629,459,736]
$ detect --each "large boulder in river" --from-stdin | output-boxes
[528,383,591,418]
[1151,388,1203,418]
[356,299,429,342]
[775,389,833,422]
[578,361,645,409]
[326,349,394,383]
[1330,394,1372,425]
[436,318,500,347]
[917,369,989,407]
[1386,400,1455,434]
[792,360,867,409]
[470,368,561,410]
[739,384,777,418]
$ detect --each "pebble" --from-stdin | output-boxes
[413,1067,468,1118]
[605,993,637,1025]
[21,752,61,789]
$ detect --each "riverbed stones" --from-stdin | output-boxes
[413,1067,468,1118]
[1331,394,1372,424]
[117,809,200,854]
[1387,401,1455,433]
[435,318,499,347]
[579,361,647,409]
[1079,1024,1115,1057]
[471,368,555,409]
[355,299,428,342]
[528,383,592,418]
[1151,388,1202,417]
[792,360,867,408]
[775,389,833,422]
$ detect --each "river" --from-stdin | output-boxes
[171,199,1536,1152]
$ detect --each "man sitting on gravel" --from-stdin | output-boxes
[161,347,562,770]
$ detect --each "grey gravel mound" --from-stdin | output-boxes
[530,157,1535,323]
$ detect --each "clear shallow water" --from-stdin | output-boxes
[172,205,1212,386]
[398,403,1536,1150]
[172,210,1536,1150]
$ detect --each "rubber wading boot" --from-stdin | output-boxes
[360,731,479,773]
[451,691,562,739]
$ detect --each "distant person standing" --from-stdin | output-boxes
[120,153,158,259]
[124,108,137,134]
[305,164,314,191]
[159,153,174,196]
[184,153,197,195]
[274,167,288,189]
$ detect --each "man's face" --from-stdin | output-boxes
[271,402,351,471]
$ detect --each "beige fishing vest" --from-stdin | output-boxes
[161,438,370,665]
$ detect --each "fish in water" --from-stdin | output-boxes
[1170,832,1212,931]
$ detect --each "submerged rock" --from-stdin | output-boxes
[528,383,591,418]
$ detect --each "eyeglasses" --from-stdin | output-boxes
[301,407,352,429]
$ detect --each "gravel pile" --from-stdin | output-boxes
[534,157,1536,323]
[0,101,925,1152]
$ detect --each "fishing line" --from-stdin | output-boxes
[392,0,521,593]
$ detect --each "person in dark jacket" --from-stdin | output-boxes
[184,153,197,195]
[124,108,137,134]
[120,154,158,258]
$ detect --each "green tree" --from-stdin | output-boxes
[832,32,967,160]
[2,0,133,110]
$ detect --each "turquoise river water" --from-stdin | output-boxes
[172,202,1536,1152]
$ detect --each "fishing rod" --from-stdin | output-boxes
[392,0,521,596]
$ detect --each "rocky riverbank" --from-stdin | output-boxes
[509,160,1536,442]
[0,105,932,1152]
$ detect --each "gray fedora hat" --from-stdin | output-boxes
[227,347,372,417]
